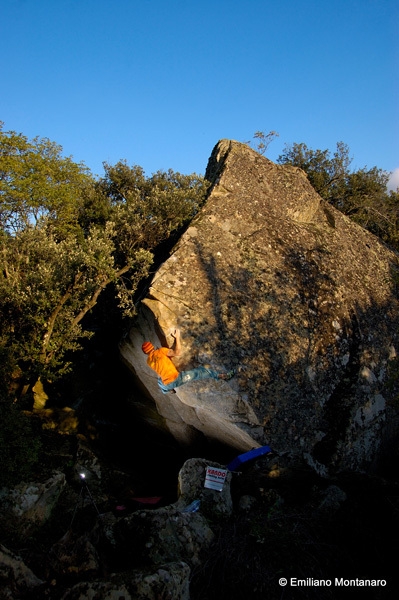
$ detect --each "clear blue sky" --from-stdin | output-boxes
[1,0,398,187]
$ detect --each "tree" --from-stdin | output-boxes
[277,141,399,250]
[1,224,153,383]
[0,126,209,390]
[246,130,279,156]
[0,122,92,236]
[95,161,209,312]
[277,141,352,204]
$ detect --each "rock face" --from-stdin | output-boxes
[0,472,66,535]
[176,458,233,518]
[1,456,221,599]
[0,544,44,597]
[120,139,399,475]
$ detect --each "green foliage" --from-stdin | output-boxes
[0,122,92,236]
[97,161,208,246]
[1,224,129,381]
[0,126,209,388]
[246,130,279,155]
[278,141,399,250]
[278,141,353,201]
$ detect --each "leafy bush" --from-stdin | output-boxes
[278,141,399,250]
[0,125,209,388]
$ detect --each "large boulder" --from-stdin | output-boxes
[49,531,101,579]
[114,505,214,568]
[120,139,399,475]
[54,458,218,598]
[0,471,66,536]
[176,458,233,518]
[60,562,191,600]
[0,544,44,598]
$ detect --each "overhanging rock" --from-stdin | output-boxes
[120,139,399,474]
[119,301,261,451]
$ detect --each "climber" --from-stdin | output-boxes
[141,328,235,394]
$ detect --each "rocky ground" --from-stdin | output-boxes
[1,420,399,599]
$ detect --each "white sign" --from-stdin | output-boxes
[204,466,228,492]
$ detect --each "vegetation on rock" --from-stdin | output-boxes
[278,140,399,250]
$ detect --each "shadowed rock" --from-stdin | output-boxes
[0,544,44,597]
[120,139,399,475]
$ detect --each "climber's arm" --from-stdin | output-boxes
[167,328,181,357]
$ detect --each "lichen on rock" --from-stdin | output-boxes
[121,139,399,475]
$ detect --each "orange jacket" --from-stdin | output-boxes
[147,347,179,384]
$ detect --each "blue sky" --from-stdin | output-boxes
[1,0,398,188]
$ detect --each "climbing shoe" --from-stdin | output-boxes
[225,369,236,381]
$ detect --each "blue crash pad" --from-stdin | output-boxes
[227,445,272,471]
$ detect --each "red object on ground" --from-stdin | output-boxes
[131,496,162,505]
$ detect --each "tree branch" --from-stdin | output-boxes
[40,272,83,363]
[71,264,130,328]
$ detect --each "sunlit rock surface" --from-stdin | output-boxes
[120,139,399,474]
